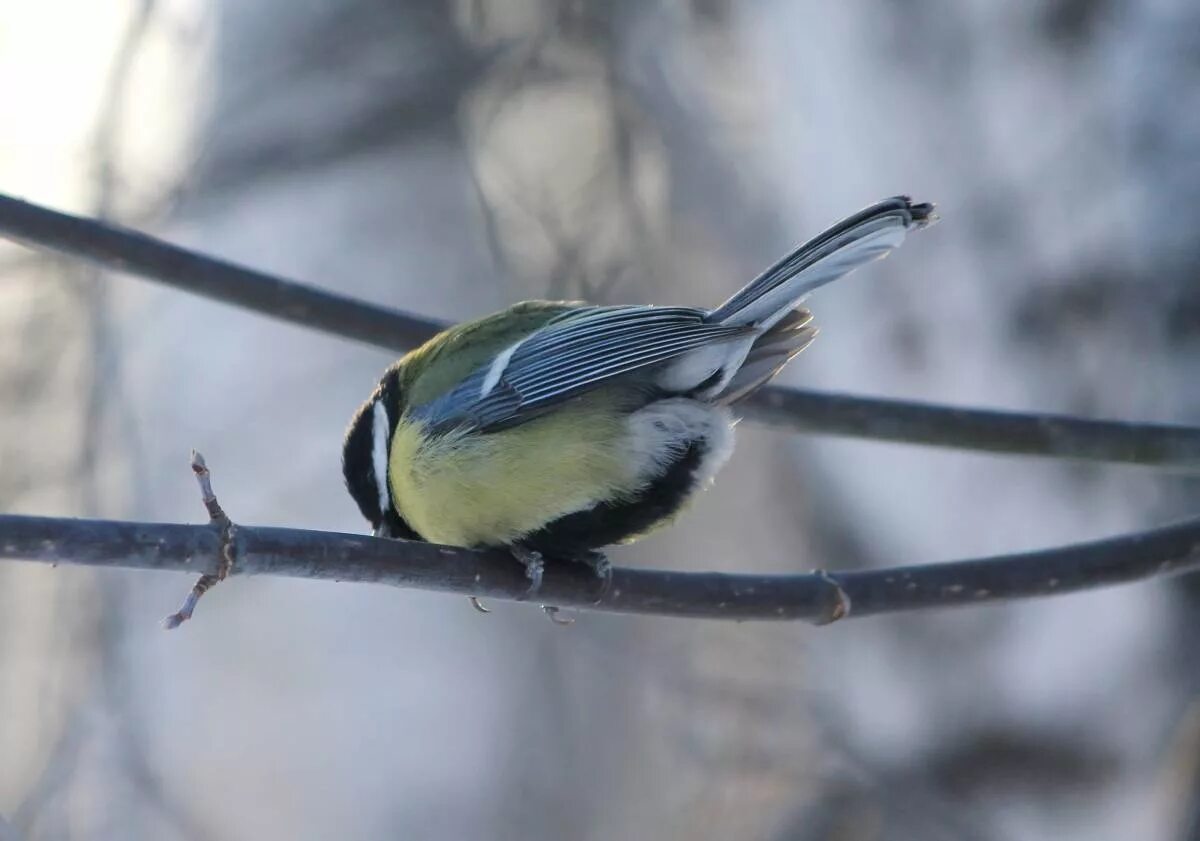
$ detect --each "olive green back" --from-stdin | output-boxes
[396,300,579,409]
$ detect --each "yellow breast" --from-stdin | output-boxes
[388,399,636,548]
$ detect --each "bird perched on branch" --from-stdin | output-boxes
[342,196,934,607]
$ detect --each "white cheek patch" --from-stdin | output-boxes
[480,338,523,397]
[371,400,391,515]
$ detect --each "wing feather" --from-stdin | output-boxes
[412,306,751,432]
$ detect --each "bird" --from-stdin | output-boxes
[342,196,934,608]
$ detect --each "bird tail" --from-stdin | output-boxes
[713,308,818,404]
[706,196,935,329]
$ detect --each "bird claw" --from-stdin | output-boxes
[511,545,544,600]
[468,596,491,614]
[575,549,613,603]
[511,545,603,623]
[542,605,574,626]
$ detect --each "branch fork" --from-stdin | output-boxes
[162,451,237,629]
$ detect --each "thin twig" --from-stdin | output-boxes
[1,509,1197,623]
[1,193,1197,471]
[162,451,236,628]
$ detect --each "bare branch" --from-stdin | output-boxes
[741,387,1200,473]
[0,193,445,350]
[1,511,1197,623]
[1,193,1198,471]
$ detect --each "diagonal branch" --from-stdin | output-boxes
[0,193,445,350]
[1,193,1198,471]
[1,512,1197,623]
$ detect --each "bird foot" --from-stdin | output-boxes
[510,545,545,600]
[573,549,612,603]
[510,545,608,624]
[468,596,491,613]
[542,605,574,626]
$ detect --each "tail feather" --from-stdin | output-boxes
[707,196,934,328]
[715,308,819,405]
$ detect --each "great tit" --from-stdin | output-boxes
[342,196,934,595]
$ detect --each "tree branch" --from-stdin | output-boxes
[2,192,1198,471]
[0,193,444,350]
[1,512,1197,623]
[741,388,1200,472]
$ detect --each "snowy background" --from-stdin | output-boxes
[2,1,1199,839]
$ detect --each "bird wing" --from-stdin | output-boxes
[410,305,753,433]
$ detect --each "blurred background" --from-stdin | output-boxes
[2,1,1199,839]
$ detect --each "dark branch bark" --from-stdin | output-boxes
[742,388,1200,472]
[2,192,1199,471]
[0,193,445,350]
[2,513,1198,623]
